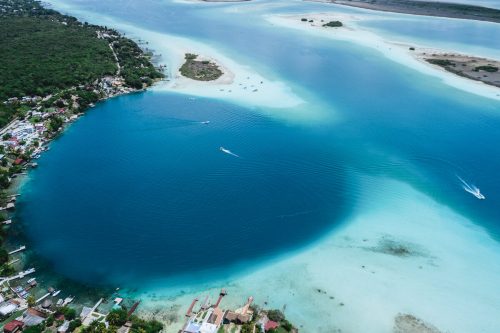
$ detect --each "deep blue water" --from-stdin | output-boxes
[19,0,500,286]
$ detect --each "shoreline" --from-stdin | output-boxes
[126,176,500,333]
[0,0,167,329]
[307,0,500,24]
[3,2,500,332]
[266,12,500,101]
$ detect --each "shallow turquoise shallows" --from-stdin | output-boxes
[18,0,500,287]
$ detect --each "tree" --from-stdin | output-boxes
[130,315,163,333]
[82,321,108,333]
[241,323,253,333]
[48,116,63,132]
[68,319,82,332]
[59,306,77,320]
[27,295,36,307]
[0,264,15,276]
[46,315,55,327]
[267,310,285,322]
[282,320,293,331]
[0,248,8,265]
[106,308,127,326]
[23,325,44,333]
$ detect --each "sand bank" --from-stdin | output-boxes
[132,28,304,109]
[48,0,310,117]
[267,13,500,101]
[134,176,500,333]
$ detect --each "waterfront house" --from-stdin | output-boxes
[79,306,92,320]
[264,320,279,332]
[3,320,23,333]
[0,302,18,317]
[21,308,46,326]
[57,320,70,333]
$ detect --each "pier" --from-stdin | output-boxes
[36,293,51,304]
[9,245,26,255]
[0,268,35,285]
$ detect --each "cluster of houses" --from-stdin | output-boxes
[180,290,295,333]
[0,279,130,333]
[0,73,138,186]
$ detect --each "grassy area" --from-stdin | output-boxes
[323,20,343,27]
[474,65,498,72]
[425,59,455,67]
[179,53,223,81]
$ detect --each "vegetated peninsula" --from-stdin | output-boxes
[421,52,500,88]
[0,1,165,331]
[312,0,500,23]
[0,0,164,127]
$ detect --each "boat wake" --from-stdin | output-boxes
[220,147,240,158]
[457,176,485,200]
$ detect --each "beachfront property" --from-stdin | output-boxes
[180,290,295,333]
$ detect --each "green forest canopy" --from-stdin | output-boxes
[0,16,117,100]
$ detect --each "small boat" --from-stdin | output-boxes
[27,278,36,284]
[458,176,485,200]
[470,189,485,200]
[201,121,210,124]
[220,147,239,158]
[52,290,61,297]
[63,296,74,306]
[56,299,63,306]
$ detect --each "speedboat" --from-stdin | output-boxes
[201,121,210,124]
[220,147,240,158]
[458,176,485,200]
[471,188,485,200]
[52,290,61,297]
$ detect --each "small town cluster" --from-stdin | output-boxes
[0,272,159,333]
[0,74,134,181]
[180,290,297,333]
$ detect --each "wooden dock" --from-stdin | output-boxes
[9,245,26,255]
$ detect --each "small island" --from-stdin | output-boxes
[323,20,343,28]
[299,16,344,29]
[422,53,500,88]
[179,53,223,81]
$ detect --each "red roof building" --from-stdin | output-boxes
[264,320,279,331]
[13,158,23,165]
[4,320,24,333]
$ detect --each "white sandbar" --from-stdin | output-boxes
[266,13,500,101]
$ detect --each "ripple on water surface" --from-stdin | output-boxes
[18,93,349,286]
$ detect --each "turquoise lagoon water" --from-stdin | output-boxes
[19,0,500,293]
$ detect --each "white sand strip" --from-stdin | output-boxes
[266,13,500,101]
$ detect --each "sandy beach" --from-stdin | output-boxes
[266,12,500,101]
